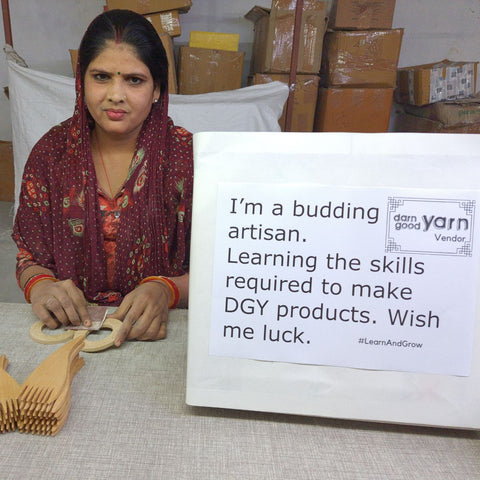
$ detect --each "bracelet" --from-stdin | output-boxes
[22,272,43,290]
[23,273,53,294]
[139,276,180,309]
[24,274,58,303]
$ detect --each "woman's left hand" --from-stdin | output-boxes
[112,281,172,346]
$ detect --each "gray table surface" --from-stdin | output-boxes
[1,302,479,480]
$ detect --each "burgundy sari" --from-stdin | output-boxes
[12,70,193,305]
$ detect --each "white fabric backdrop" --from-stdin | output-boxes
[7,60,288,211]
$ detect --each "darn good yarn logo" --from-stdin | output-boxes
[385,197,475,257]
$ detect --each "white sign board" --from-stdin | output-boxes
[187,132,480,428]
[210,184,479,376]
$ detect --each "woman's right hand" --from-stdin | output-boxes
[29,278,92,329]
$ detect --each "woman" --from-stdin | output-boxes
[12,9,193,346]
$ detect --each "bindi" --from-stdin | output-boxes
[117,72,121,75]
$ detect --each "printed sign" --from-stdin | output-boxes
[209,183,480,376]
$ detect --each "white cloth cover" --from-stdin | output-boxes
[7,60,288,211]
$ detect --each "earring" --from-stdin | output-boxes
[154,98,159,103]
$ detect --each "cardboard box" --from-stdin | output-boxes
[159,32,178,94]
[178,46,245,95]
[330,0,396,30]
[321,29,403,87]
[0,141,14,202]
[313,87,393,132]
[68,31,178,94]
[105,0,191,14]
[394,112,480,133]
[245,0,328,74]
[250,73,320,132]
[145,10,181,37]
[402,96,480,127]
[189,31,240,52]
[397,60,478,106]
[69,49,78,74]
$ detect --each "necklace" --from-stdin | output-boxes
[94,132,114,198]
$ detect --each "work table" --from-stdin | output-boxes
[1,302,479,479]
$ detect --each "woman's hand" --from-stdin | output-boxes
[30,278,92,329]
[112,281,172,346]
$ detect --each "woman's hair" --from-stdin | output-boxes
[78,9,168,93]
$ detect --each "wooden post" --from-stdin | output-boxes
[284,0,304,132]
[1,0,13,46]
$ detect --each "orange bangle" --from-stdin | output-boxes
[24,274,58,303]
[139,276,180,309]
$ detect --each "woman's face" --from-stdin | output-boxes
[84,41,160,140]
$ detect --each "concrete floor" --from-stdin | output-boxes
[0,201,24,303]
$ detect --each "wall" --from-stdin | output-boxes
[393,0,480,67]
[1,0,480,141]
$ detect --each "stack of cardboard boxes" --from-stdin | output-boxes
[394,60,480,133]
[245,0,328,132]
[314,0,402,132]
